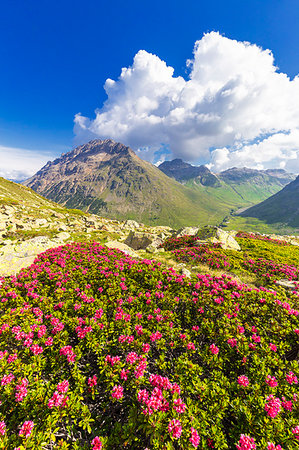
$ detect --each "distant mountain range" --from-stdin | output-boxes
[23,139,296,228]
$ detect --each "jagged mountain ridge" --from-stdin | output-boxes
[24,140,237,227]
[23,139,297,228]
[158,159,220,186]
[241,175,299,227]
[158,160,295,208]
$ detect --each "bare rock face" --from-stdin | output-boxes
[104,240,139,258]
[196,226,241,251]
[124,231,153,250]
[173,227,199,238]
[124,231,163,251]
[0,235,72,276]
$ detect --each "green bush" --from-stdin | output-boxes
[0,242,298,449]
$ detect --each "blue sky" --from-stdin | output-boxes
[1,0,299,179]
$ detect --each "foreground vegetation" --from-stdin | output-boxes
[0,233,298,449]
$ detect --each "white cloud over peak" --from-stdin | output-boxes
[0,145,54,181]
[74,32,299,172]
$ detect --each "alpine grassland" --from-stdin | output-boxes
[0,234,298,449]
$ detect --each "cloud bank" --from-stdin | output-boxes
[0,146,54,181]
[74,32,299,172]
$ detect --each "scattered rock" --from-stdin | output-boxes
[173,227,199,238]
[196,226,241,251]
[122,220,140,230]
[105,240,139,258]
[0,235,71,276]
[276,279,298,291]
[56,232,71,241]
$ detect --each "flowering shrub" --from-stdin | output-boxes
[0,242,298,448]
[236,232,290,246]
[168,233,299,293]
[161,235,202,251]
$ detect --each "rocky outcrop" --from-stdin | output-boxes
[0,235,72,276]
[104,240,139,258]
[196,226,241,251]
[124,231,163,251]
[173,227,199,238]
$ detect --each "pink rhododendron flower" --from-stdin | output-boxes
[91,436,103,449]
[0,421,6,435]
[142,343,150,353]
[19,420,34,438]
[210,344,219,355]
[228,338,237,347]
[238,376,249,387]
[88,375,97,387]
[173,398,186,413]
[111,385,123,400]
[168,419,182,439]
[267,443,282,449]
[57,380,69,393]
[286,371,298,385]
[236,434,256,450]
[190,427,200,448]
[265,395,281,418]
[291,426,299,440]
[266,375,278,387]
[269,343,277,352]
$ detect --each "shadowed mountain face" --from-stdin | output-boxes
[241,175,299,227]
[158,159,220,186]
[23,140,235,228]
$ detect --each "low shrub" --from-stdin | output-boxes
[0,242,298,449]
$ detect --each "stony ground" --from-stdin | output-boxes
[1,202,299,280]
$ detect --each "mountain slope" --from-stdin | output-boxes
[240,175,299,227]
[158,159,220,186]
[159,162,295,207]
[23,140,238,228]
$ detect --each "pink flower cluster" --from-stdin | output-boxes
[111,385,123,400]
[210,344,219,355]
[237,376,249,387]
[265,375,278,387]
[189,427,200,448]
[264,395,281,418]
[60,345,76,363]
[15,378,29,402]
[91,436,103,449]
[286,371,298,385]
[48,380,69,408]
[19,420,34,438]
[236,434,256,450]
[168,419,182,439]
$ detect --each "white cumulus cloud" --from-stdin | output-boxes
[74,32,299,172]
[0,145,55,181]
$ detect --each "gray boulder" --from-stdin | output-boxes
[196,226,241,251]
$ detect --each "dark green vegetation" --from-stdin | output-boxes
[23,140,296,229]
[0,236,298,449]
[241,175,299,228]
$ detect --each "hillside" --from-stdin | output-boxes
[0,223,298,449]
[241,175,299,227]
[0,175,299,448]
[22,140,243,228]
[159,161,295,207]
